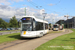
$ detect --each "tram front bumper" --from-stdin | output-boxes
[21,35,37,38]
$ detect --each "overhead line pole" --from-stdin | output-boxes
[42,13,47,33]
[25,7,26,16]
[64,15,69,28]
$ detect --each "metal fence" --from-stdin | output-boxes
[0,31,21,35]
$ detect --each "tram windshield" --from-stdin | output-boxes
[53,25,59,28]
[21,17,32,31]
[22,23,32,31]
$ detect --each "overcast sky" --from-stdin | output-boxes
[0,0,74,23]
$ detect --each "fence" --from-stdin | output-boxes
[0,31,21,35]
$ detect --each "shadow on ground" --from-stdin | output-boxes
[8,34,38,40]
[62,40,71,41]
[70,38,75,39]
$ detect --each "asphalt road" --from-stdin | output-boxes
[0,31,20,35]
[0,29,73,50]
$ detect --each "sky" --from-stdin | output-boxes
[0,0,75,24]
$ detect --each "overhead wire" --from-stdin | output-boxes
[54,0,61,5]
[28,1,41,10]
[27,0,67,15]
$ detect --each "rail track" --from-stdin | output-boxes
[0,38,36,50]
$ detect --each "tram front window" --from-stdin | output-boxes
[22,23,32,31]
[53,25,58,28]
[21,17,32,31]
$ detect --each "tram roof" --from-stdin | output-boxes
[22,16,48,23]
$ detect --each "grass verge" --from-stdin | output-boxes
[35,29,75,50]
[0,33,21,44]
[0,30,62,44]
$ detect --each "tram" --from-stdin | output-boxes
[53,24,59,31]
[18,16,49,38]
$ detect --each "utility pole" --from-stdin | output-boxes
[25,7,26,16]
[74,17,75,28]
[42,13,47,33]
[52,17,54,25]
[64,15,69,28]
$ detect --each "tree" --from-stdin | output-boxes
[0,18,8,28]
[49,23,51,27]
[9,16,18,28]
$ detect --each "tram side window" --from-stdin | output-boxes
[40,23,43,30]
[32,19,36,31]
[36,22,43,31]
[45,24,48,29]
[33,21,36,31]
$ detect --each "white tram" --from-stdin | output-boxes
[53,24,59,31]
[18,16,49,38]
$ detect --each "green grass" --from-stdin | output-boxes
[0,30,62,44]
[0,30,20,32]
[35,29,75,50]
[0,33,21,44]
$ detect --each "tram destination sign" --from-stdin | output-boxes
[22,18,31,21]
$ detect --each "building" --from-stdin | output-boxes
[56,17,75,28]
[64,17,75,28]
[56,20,64,25]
